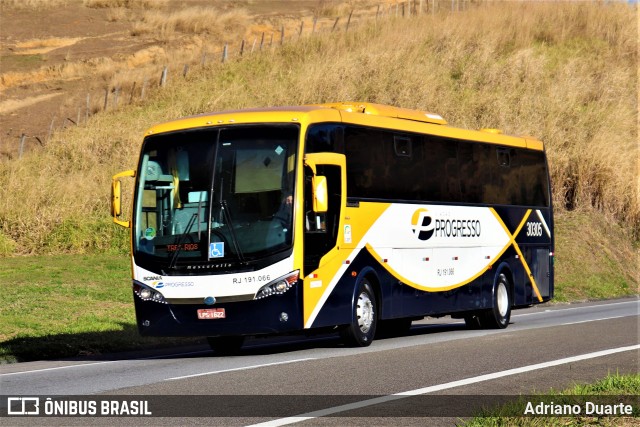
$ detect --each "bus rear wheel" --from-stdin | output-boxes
[464,273,512,330]
[207,336,245,355]
[340,279,377,347]
[482,273,512,329]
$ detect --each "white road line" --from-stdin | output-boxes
[0,353,312,378]
[165,358,316,381]
[561,315,631,326]
[513,299,639,317]
[245,344,640,427]
[0,360,124,377]
[0,350,213,377]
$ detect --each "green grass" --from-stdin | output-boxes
[463,373,640,426]
[0,253,199,363]
[0,53,45,69]
[554,210,638,303]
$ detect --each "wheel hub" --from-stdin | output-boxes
[497,282,509,317]
[356,292,374,333]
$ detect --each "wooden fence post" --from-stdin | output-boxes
[103,88,109,111]
[160,66,168,87]
[260,32,265,50]
[312,17,318,34]
[183,64,189,78]
[141,77,148,100]
[298,20,304,38]
[129,81,136,104]
[85,93,90,121]
[222,43,228,63]
[280,25,285,45]
[19,134,26,159]
[48,118,55,143]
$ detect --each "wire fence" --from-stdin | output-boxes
[3,0,633,159]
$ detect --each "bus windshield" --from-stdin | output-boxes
[133,125,298,268]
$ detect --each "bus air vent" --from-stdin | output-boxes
[321,102,447,125]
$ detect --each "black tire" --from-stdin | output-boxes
[340,279,377,347]
[481,273,512,329]
[207,336,245,355]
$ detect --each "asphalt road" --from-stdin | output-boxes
[2,297,638,426]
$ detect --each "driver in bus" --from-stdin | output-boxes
[274,191,292,228]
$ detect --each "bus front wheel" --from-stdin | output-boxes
[340,279,377,347]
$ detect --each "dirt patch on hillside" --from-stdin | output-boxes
[0,0,388,159]
[1,2,141,157]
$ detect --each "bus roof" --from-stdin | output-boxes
[144,102,544,151]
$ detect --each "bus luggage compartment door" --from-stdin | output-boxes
[528,248,550,298]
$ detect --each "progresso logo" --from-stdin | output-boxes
[411,209,435,241]
[412,208,482,240]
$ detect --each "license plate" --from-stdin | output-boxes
[197,308,226,319]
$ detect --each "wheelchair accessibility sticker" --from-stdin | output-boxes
[209,242,224,258]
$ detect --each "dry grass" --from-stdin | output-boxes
[312,0,369,17]
[0,0,70,9]
[0,2,637,256]
[0,93,63,115]
[131,7,250,42]
[0,57,118,91]
[0,6,250,93]
[83,0,167,9]
[13,37,82,55]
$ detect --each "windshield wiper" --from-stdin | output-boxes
[220,200,246,264]
[168,213,197,269]
[168,194,205,269]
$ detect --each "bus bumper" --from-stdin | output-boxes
[133,284,302,337]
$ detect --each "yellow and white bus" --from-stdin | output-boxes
[111,102,553,351]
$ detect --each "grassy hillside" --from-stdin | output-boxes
[0,2,637,290]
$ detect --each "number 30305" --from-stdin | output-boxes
[526,222,543,237]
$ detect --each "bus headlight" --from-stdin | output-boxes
[133,282,168,304]
[255,271,299,300]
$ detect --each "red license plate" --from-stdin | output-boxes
[197,308,226,319]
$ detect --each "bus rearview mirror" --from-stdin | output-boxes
[111,169,135,228]
[312,175,328,213]
[111,179,122,217]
